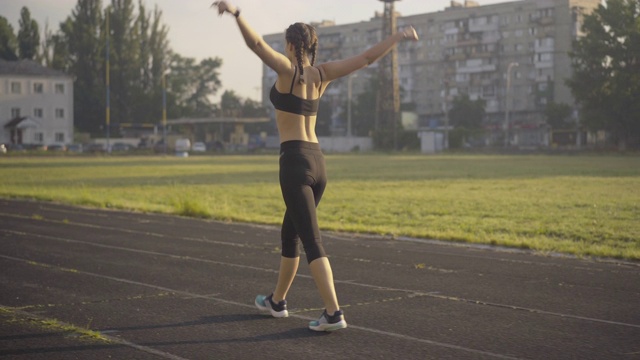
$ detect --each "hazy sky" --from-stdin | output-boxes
[2,0,517,101]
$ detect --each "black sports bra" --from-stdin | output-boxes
[270,66,321,116]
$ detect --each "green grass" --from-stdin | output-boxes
[0,154,638,260]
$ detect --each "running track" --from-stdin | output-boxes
[1,199,638,359]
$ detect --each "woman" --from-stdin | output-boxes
[213,1,418,332]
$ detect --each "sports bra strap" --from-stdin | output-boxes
[289,66,298,94]
[288,66,323,93]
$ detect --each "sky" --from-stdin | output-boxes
[2,0,516,101]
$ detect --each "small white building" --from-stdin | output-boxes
[0,59,74,147]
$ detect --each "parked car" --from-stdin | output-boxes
[153,141,171,153]
[111,142,133,152]
[67,144,84,153]
[47,144,67,152]
[7,144,26,152]
[191,142,206,152]
[87,143,106,153]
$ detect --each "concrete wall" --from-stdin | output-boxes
[319,136,373,153]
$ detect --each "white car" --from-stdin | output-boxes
[192,142,207,152]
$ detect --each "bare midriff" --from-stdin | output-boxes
[275,111,319,143]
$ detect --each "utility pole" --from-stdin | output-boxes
[105,8,111,154]
[504,62,518,148]
[376,0,401,150]
[442,79,450,150]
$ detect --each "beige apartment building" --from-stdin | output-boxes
[262,0,600,148]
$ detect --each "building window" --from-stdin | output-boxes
[55,133,65,142]
[11,82,21,94]
[11,108,20,118]
[34,108,43,118]
[55,83,65,94]
[34,132,44,143]
[33,83,44,93]
[55,108,65,118]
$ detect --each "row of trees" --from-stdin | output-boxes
[1,0,263,137]
[567,0,640,148]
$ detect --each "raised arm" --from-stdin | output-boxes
[318,27,418,82]
[213,1,291,74]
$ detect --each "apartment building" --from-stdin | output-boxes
[0,59,74,147]
[262,0,600,147]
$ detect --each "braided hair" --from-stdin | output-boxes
[285,23,318,84]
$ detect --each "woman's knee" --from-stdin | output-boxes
[281,237,300,258]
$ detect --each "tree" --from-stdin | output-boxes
[567,0,640,148]
[166,54,222,118]
[220,90,242,116]
[108,0,139,125]
[59,0,105,135]
[448,94,485,130]
[17,7,40,60]
[351,76,379,137]
[544,102,573,130]
[448,94,486,148]
[0,16,18,60]
[241,98,267,118]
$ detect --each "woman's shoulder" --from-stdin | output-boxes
[303,66,324,84]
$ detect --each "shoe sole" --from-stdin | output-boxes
[254,298,289,318]
[309,320,347,332]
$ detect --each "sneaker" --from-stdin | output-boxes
[309,309,347,332]
[255,294,288,318]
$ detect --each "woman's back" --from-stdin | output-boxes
[272,65,326,143]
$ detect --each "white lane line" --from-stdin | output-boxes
[1,306,189,360]
[0,254,523,360]
[3,208,638,271]
[4,229,640,330]
[0,212,260,249]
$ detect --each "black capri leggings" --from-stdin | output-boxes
[279,140,327,263]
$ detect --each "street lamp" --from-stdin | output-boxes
[347,73,358,137]
[504,62,519,147]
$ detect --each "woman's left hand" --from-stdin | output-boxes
[402,26,419,41]
[211,1,235,16]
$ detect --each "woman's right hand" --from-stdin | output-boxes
[402,26,419,41]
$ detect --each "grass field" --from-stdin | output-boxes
[1,153,638,261]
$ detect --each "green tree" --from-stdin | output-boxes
[351,76,379,137]
[59,0,105,135]
[17,7,40,60]
[132,4,170,124]
[108,0,139,125]
[166,54,222,118]
[448,94,486,148]
[449,94,485,130]
[567,0,640,148]
[241,98,267,118]
[220,90,242,116]
[316,99,332,136]
[0,16,18,60]
[544,102,573,130]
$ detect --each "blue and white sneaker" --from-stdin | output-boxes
[255,294,288,318]
[309,309,347,332]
